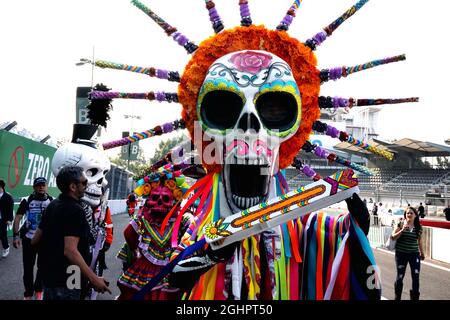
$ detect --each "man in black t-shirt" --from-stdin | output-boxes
[417,203,425,219]
[32,166,110,300]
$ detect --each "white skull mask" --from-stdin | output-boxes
[197,50,302,212]
[51,143,111,207]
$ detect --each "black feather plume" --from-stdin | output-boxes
[86,83,113,128]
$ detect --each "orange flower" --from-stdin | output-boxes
[178,25,321,173]
[173,188,183,201]
[165,179,177,190]
[142,183,151,196]
[150,181,160,190]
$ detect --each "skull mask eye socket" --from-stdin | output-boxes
[256,91,298,132]
[200,90,244,131]
[162,195,171,203]
[86,168,99,177]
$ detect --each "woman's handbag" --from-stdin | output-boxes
[386,235,396,251]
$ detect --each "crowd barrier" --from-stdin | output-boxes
[368,216,450,264]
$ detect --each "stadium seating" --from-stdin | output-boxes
[286,167,450,194]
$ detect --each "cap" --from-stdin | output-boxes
[33,177,47,186]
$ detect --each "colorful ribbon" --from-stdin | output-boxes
[131,0,198,53]
[79,58,180,82]
[102,119,185,150]
[320,54,406,83]
[318,96,419,110]
[312,121,394,161]
[276,0,302,31]
[239,0,252,27]
[305,0,369,50]
[89,90,178,103]
[205,0,224,33]
[301,140,375,175]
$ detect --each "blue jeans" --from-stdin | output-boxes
[43,287,81,300]
[394,251,421,294]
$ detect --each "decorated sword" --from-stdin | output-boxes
[203,169,359,250]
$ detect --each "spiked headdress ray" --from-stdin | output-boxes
[84,0,418,175]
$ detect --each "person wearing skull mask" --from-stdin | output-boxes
[116,173,193,300]
[82,0,419,300]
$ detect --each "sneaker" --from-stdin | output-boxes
[23,296,32,300]
[1,247,9,258]
[34,292,43,300]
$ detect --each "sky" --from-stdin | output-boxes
[1,0,449,159]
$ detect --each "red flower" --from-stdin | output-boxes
[229,50,273,74]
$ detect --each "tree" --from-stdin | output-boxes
[149,135,187,164]
[437,156,450,169]
[110,145,148,177]
[110,134,190,180]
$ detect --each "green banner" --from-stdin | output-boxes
[0,130,59,200]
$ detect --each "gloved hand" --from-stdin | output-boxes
[168,241,238,290]
[206,241,239,263]
[345,193,370,235]
[102,242,111,252]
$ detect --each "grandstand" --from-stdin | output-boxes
[286,138,450,211]
[285,109,450,212]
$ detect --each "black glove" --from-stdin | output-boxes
[168,241,238,290]
[102,242,111,252]
[345,193,370,235]
[206,241,239,263]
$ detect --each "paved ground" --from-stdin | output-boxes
[1,212,449,300]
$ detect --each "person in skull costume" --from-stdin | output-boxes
[82,0,419,300]
[116,174,193,300]
[163,49,377,300]
[51,123,113,299]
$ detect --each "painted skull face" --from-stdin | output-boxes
[197,50,302,212]
[51,143,111,207]
[145,186,174,219]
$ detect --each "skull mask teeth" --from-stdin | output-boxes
[197,50,302,212]
[51,143,111,207]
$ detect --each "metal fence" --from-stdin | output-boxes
[106,165,133,200]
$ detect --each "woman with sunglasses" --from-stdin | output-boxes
[391,206,424,300]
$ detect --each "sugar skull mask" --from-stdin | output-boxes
[197,50,302,212]
[144,186,174,220]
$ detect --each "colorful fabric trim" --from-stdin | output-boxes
[172,171,379,300]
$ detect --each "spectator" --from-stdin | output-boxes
[126,193,137,218]
[0,179,14,258]
[390,206,424,300]
[12,177,53,300]
[417,203,425,219]
[444,205,450,222]
[31,166,110,300]
[372,203,378,226]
